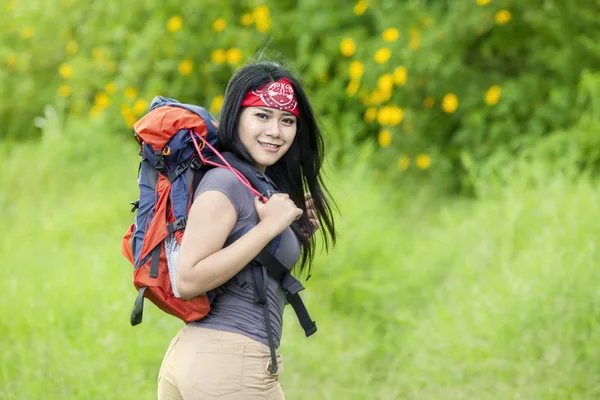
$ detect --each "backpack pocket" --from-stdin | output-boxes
[164,233,182,298]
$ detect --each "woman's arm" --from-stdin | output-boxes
[176,190,302,300]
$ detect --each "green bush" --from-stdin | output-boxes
[3,0,600,190]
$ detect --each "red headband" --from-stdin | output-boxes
[240,78,300,118]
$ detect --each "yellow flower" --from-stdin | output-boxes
[240,13,254,26]
[167,15,183,33]
[382,28,400,42]
[374,48,391,64]
[7,54,16,66]
[58,84,71,97]
[393,66,407,86]
[378,106,404,125]
[476,0,491,4]
[377,106,391,125]
[124,87,137,100]
[58,63,73,79]
[364,107,377,123]
[423,96,435,108]
[105,82,117,94]
[370,89,391,105]
[389,106,404,125]
[349,61,364,79]
[133,99,149,115]
[398,156,410,171]
[416,154,431,169]
[442,93,459,114]
[346,80,360,97]
[94,93,110,109]
[377,74,394,93]
[211,49,226,64]
[485,85,502,105]
[409,28,421,51]
[378,130,392,147]
[66,40,78,55]
[254,6,271,33]
[226,48,243,65]
[21,26,34,39]
[178,59,193,75]
[354,0,368,16]
[212,18,227,32]
[495,10,512,24]
[340,38,356,57]
[210,95,224,113]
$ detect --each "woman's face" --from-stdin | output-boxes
[237,106,298,172]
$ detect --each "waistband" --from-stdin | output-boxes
[179,325,272,357]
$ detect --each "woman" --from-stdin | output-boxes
[157,61,337,399]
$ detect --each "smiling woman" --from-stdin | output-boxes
[238,106,297,171]
[157,61,337,400]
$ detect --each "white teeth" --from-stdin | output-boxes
[259,141,280,148]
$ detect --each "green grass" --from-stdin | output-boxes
[1,109,599,399]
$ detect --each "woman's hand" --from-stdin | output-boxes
[254,193,303,236]
[303,192,320,238]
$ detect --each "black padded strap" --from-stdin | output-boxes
[254,248,304,293]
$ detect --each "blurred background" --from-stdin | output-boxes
[2,0,600,399]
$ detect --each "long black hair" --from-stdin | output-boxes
[218,61,337,277]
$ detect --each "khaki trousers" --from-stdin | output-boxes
[157,326,285,400]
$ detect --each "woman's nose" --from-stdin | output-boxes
[264,120,281,137]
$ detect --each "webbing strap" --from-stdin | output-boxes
[228,228,316,338]
[130,286,147,326]
[253,265,279,374]
[150,245,160,278]
[286,293,317,337]
[167,158,196,183]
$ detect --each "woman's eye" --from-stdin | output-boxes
[282,118,296,125]
[256,113,268,120]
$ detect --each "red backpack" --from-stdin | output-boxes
[121,96,265,325]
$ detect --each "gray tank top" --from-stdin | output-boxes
[188,167,301,348]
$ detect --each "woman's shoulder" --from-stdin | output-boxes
[195,167,254,203]
[202,166,241,183]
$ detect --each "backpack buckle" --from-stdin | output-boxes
[154,150,165,172]
[190,157,202,170]
[167,218,187,233]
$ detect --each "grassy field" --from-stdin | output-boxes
[1,109,599,399]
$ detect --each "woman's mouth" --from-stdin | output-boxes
[258,141,281,152]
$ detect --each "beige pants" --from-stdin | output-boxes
[157,326,285,400]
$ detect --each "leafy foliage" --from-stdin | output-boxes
[3,0,600,189]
